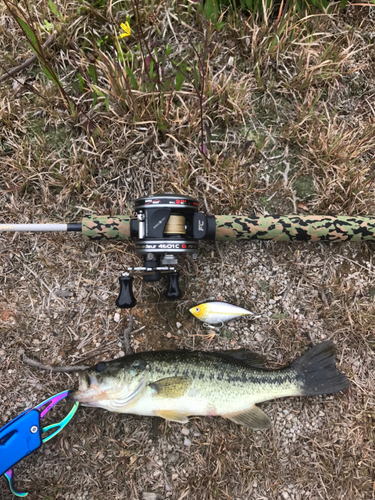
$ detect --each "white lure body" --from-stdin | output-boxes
[189,301,254,324]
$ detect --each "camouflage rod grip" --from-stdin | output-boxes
[214,215,375,242]
[82,216,132,240]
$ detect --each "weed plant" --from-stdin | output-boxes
[1,0,374,213]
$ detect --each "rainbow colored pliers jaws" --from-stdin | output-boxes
[0,390,79,497]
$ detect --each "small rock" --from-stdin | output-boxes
[167,453,179,464]
[184,437,191,446]
[255,333,264,342]
[176,322,182,329]
[142,493,162,500]
[181,426,189,436]
[114,313,120,323]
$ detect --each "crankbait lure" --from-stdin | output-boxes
[0,390,79,497]
[189,301,254,325]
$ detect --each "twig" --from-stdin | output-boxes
[281,281,293,303]
[166,9,178,44]
[23,355,88,372]
[315,285,330,308]
[14,256,57,298]
[188,34,207,157]
[71,340,119,364]
[116,315,135,354]
[0,33,55,83]
[152,416,163,440]
[198,176,222,192]
[335,254,375,276]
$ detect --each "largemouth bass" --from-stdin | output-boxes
[70,341,349,429]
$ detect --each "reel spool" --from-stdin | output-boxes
[116,194,215,308]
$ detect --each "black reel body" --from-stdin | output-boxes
[133,194,214,253]
[117,194,215,308]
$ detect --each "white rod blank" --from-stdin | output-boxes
[0,224,68,232]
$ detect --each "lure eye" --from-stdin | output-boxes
[195,307,200,313]
[95,362,107,373]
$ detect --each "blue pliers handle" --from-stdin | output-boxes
[0,390,79,497]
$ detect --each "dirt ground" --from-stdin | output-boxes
[0,1,374,499]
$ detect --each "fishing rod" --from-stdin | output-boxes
[2,193,375,308]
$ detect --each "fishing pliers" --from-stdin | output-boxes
[0,390,79,497]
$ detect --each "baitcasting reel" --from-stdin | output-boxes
[116,194,216,308]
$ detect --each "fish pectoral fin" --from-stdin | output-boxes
[149,376,192,399]
[154,410,189,424]
[224,406,272,429]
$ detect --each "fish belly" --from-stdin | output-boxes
[122,374,302,418]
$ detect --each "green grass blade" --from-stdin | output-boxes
[125,66,138,90]
[15,16,41,58]
[175,63,186,91]
[48,0,60,18]
[15,15,57,82]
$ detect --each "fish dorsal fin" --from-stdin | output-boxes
[215,349,268,368]
[154,410,189,424]
[224,406,271,429]
[149,376,192,398]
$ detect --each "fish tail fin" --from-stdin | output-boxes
[291,341,350,396]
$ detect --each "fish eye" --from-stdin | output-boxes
[95,362,107,373]
[195,307,200,312]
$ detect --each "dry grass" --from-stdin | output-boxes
[1,1,375,499]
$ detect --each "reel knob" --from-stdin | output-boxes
[165,272,182,300]
[116,274,137,309]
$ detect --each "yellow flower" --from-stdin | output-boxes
[119,22,131,38]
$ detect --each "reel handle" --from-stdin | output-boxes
[165,272,182,300]
[116,275,137,309]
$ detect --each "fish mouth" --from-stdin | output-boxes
[69,372,105,405]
